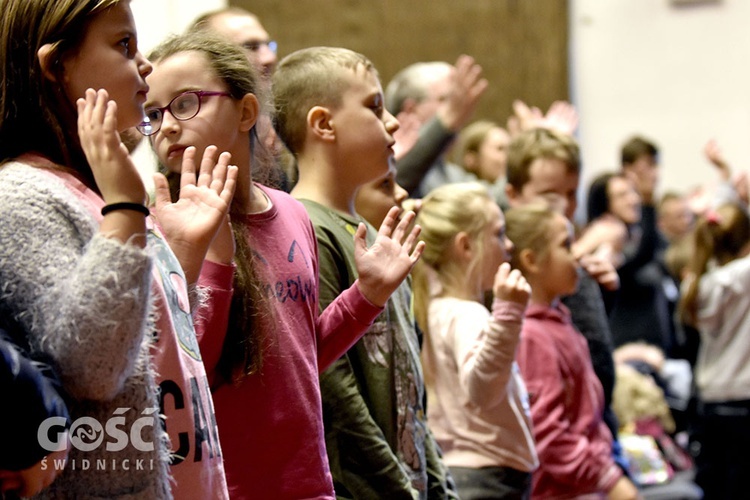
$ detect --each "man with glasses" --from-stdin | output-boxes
[191,7,291,191]
[192,7,277,85]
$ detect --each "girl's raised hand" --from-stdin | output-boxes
[153,145,238,283]
[77,88,146,205]
[354,206,425,307]
[493,262,531,306]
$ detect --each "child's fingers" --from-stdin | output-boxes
[179,146,198,189]
[92,89,109,126]
[505,268,524,288]
[77,89,97,134]
[102,101,120,149]
[218,165,239,206]
[409,240,425,264]
[401,222,422,255]
[153,173,171,210]
[376,206,401,238]
[391,209,416,243]
[353,222,368,255]
[209,151,232,194]
[495,262,511,282]
[197,145,219,187]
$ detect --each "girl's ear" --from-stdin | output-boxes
[307,106,335,142]
[518,248,540,274]
[37,44,59,82]
[452,231,473,261]
[239,93,259,132]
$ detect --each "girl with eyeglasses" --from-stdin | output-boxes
[0,0,235,498]
[142,30,423,499]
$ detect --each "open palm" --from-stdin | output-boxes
[153,145,238,283]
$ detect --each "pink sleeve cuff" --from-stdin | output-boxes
[491,298,526,324]
[198,260,235,291]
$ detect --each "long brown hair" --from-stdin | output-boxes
[149,31,272,384]
[0,0,121,187]
[680,203,750,326]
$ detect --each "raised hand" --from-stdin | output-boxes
[153,145,238,283]
[540,100,579,136]
[493,262,531,306]
[704,138,731,181]
[508,99,544,136]
[77,88,146,205]
[508,99,578,137]
[437,55,488,132]
[354,206,425,307]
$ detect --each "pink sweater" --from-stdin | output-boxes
[196,185,382,499]
[424,297,538,473]
[516,302,622,499]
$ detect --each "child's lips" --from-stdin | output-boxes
[167,145,186,160]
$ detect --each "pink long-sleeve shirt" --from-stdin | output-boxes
[516,302,622,499]
[195,184,383,499]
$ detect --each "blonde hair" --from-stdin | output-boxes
[272,46,376,155]
[412,182,495,335]
[680,202,750,326]
[504,203,557,275]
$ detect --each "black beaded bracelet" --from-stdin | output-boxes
[101,202,150,217]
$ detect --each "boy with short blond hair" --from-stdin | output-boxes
[273,46,456,499]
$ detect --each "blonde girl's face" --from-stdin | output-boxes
[536,213,580,300]
[478,201,514,292]
[61,1,152,131]
[145,50,248,174]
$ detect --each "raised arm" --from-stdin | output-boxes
[453,264,528,408]
[317,208,423,369]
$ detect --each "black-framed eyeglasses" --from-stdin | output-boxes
[241,40,277,54]
[137,90,231,136]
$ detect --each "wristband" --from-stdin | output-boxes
[101,202,150,217]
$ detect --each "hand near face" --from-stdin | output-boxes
[493,262,531,306]
[354,206,425,307]
[77,88,146,205]
[153,145,238,283]
[437,55,488,132]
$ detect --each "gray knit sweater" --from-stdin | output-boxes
[0,161,171,498]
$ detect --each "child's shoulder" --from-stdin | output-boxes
[0,160,95,220]
[299,198,362,232]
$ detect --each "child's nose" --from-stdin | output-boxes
[384,110,399,133]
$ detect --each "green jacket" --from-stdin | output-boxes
[301,200,457,500]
